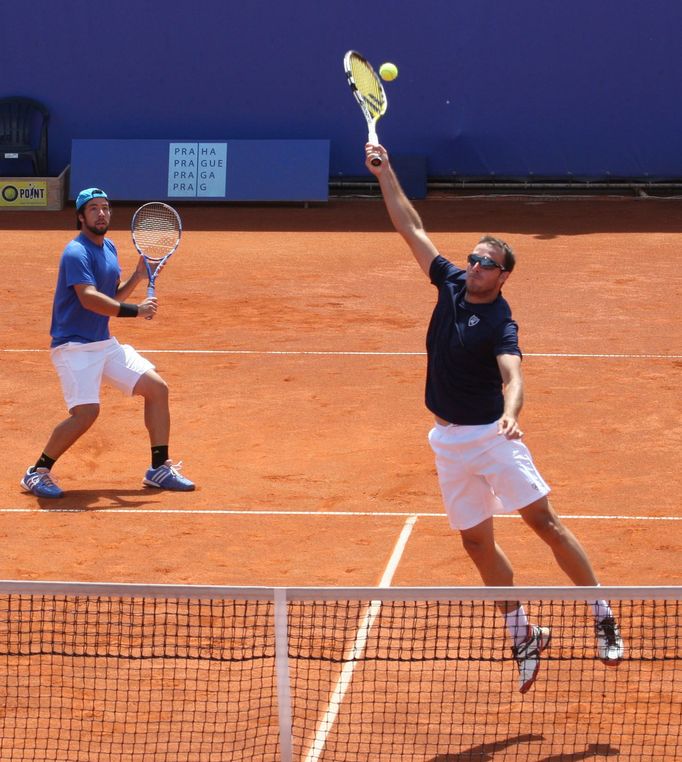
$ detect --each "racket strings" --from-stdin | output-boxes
[132,206,180,261]
[349,57,386,119]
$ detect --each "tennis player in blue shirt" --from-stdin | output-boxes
[20,188,195,499]
[365,144,623,693]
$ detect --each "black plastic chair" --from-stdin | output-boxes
[0,96,49,176]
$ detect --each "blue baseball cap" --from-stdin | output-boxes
[76,187,108,210]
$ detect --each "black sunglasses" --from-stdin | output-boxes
[467,253,506,272]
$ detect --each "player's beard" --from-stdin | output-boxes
[85,221,110,236]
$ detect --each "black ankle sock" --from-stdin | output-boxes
[34,453,56,472]
[151,446,169,469]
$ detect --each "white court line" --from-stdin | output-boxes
[302,515,418,762]
[1,348,680,359]
[0,507,679,521]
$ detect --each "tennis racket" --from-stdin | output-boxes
[343,50,387,166]
[131,202,182,318]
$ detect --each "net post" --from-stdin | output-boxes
[274,587,294,762]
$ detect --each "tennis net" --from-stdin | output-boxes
[0,581,678,761]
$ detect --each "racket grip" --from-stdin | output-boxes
[145,284,155,320]
[370,156,382,167]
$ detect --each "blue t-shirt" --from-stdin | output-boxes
[425,256,522,425]
[50,234,122,348]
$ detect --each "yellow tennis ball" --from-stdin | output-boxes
[379,62,398,82]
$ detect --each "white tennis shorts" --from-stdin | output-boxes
[428,421,551,530]
[50,337,155,411]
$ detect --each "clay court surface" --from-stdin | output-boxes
[0,196,679,587]
[0,196,680,761]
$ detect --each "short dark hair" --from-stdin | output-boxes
[478,235,515,273]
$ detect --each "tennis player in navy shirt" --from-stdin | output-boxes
[365,144,623,693]
[20,188,195,499]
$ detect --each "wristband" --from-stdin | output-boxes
[117,302,139,318]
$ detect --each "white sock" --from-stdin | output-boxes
[590,583,613,622]
[591,599,613,622]
[504,606,530,647]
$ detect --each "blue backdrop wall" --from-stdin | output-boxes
[3,0,682,182]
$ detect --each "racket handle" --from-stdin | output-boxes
[367,125,381,166]
[145,284,155,320]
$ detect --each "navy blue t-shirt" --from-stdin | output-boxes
[425,256,521,425]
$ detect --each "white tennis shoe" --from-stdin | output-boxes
[512,625,552,694]
[596,616,624,665]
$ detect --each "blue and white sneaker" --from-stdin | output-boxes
[143,460,195,491]
[20,467,64,499]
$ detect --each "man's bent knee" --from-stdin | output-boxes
[133,370,169,400]
[459,521,495,556]
[69,403,100,428]
[519,497,567,540]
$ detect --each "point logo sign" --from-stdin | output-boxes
[0,181,48,207]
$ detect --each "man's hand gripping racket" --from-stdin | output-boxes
[131,202,182,320]
[344,50,387,166]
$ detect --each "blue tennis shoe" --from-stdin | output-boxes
[20,467,64,499]
[143,460,195,491]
